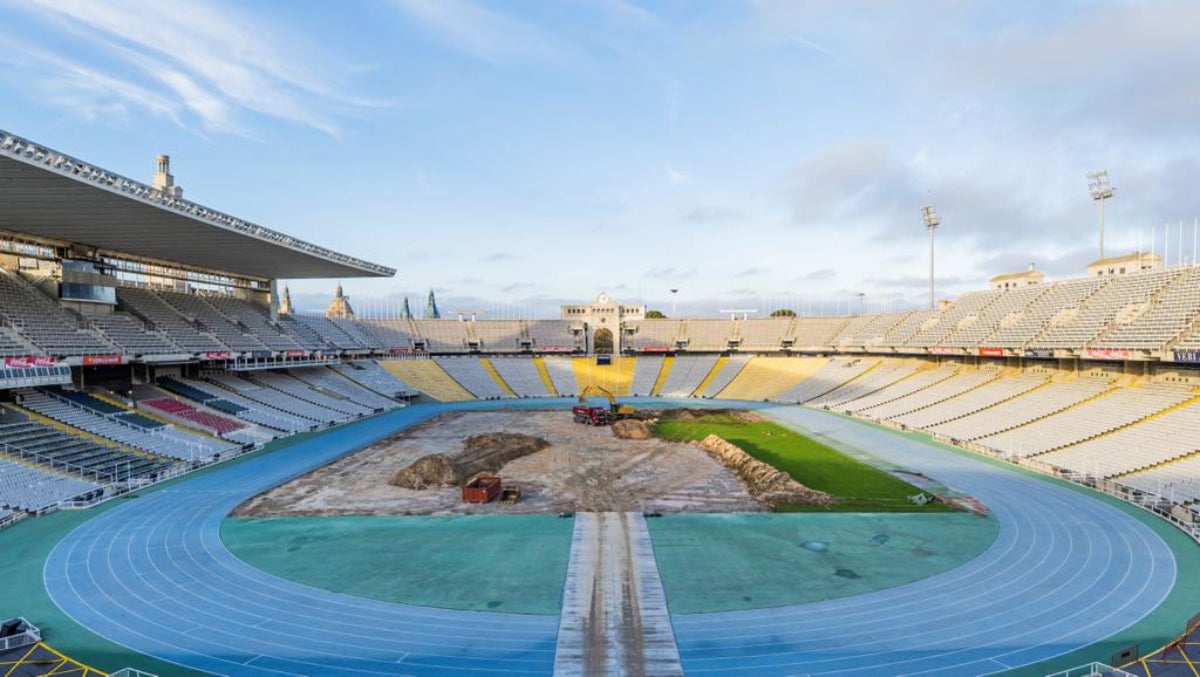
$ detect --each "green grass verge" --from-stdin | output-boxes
[653,412,956,512]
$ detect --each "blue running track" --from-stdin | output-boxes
[43,400,1177,676]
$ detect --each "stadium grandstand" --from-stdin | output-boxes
[0,129,1198,677]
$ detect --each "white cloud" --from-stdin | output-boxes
[392,0,566,66]
[8,0,382,135]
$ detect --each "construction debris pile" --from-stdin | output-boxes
[698,434,834,508]
[392,433,550,489]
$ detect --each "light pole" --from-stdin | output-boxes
[669,288,679,318]
[1087,170,1114,260]
[921,205,939,310]
[857,292,866,315]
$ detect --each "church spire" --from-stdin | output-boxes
[425,289,440,319]
[279,284,293,315]
[400,296,413,319]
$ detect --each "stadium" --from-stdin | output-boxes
[0,122,1198,677]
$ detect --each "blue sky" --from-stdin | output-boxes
[1,0,1199,317]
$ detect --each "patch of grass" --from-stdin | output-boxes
[654,412,956,512]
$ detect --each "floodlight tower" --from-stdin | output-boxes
[856,292,866,315]
[921,205,940,310]
[1087,170,1114,259]
[669,288,679,318]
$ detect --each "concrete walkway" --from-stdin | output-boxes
[554,512,683,677]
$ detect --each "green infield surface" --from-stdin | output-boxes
[648,511,998,614]
[221,514,574,615]
[653,412,958,512]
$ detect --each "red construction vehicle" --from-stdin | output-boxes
[462,475,502,503]
[572,405,611,426]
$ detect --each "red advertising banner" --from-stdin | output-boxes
[929,346,959,355]
[640,346,673,353]
[388,348,412,355]
[540,346,574,353]
[3,356,56,369]
[285,350,309,358]
[978,347,1005,357]
[1086,348,1130,360]
[204,351,233,361]
[82,355,124,366]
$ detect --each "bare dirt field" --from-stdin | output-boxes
[234,410,764,516]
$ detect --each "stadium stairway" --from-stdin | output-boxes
[690,355,728,397]
[532,356,559,396]
[649,356,674,396]
[478,358,518,397]
[378,359,475,401]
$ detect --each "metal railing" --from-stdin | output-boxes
[0,617,40,652]
[1043,662,1138,677]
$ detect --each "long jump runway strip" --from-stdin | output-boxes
[42,401,1177,676]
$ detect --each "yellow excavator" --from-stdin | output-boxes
[572,385,635,425]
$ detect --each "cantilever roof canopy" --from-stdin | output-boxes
[0,131,395,281]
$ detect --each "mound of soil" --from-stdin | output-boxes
[657,408,763,423]
[611,419,653,439]
[698,434,834,508]
[391,432,551,489]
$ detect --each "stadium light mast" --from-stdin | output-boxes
[669,288,679,318]
[857,292,866,315]
[1087,170,1114,259]
[921,205,940,310]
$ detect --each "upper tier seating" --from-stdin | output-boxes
[285,315,363,351]
[204,295,302,351]
[910,291,1002,346]
[835,312,910,349]
[157,290,269,352]
[90,312,181,355]
[1093,267,1200,350]
[117,287,227,352]
[624,320,682,350]
[983,278,1108,347]
[278,316,330,351]
[0,270,113,356]
[358,320,415,350]
[879,311,938,347]
[525,320,578,352]
[0,456,100,512]
[738,318,793,351]
[0,327,34,358]
[792,316,852,348]
[412,320,470,352]
[472,321,523,353]
[1031,269,1179,349]
[946,286,1049,347]
[684,320,733,351]
[331,319,384,350]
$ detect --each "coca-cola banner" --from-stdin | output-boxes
[977,347,1004,357]
[82,355,124,366]
[1085,348,1130,360]
[640,346,672,353]
[205,351,233,361]
[3,356,56,369]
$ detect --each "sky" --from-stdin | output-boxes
[1,0,1199,318]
